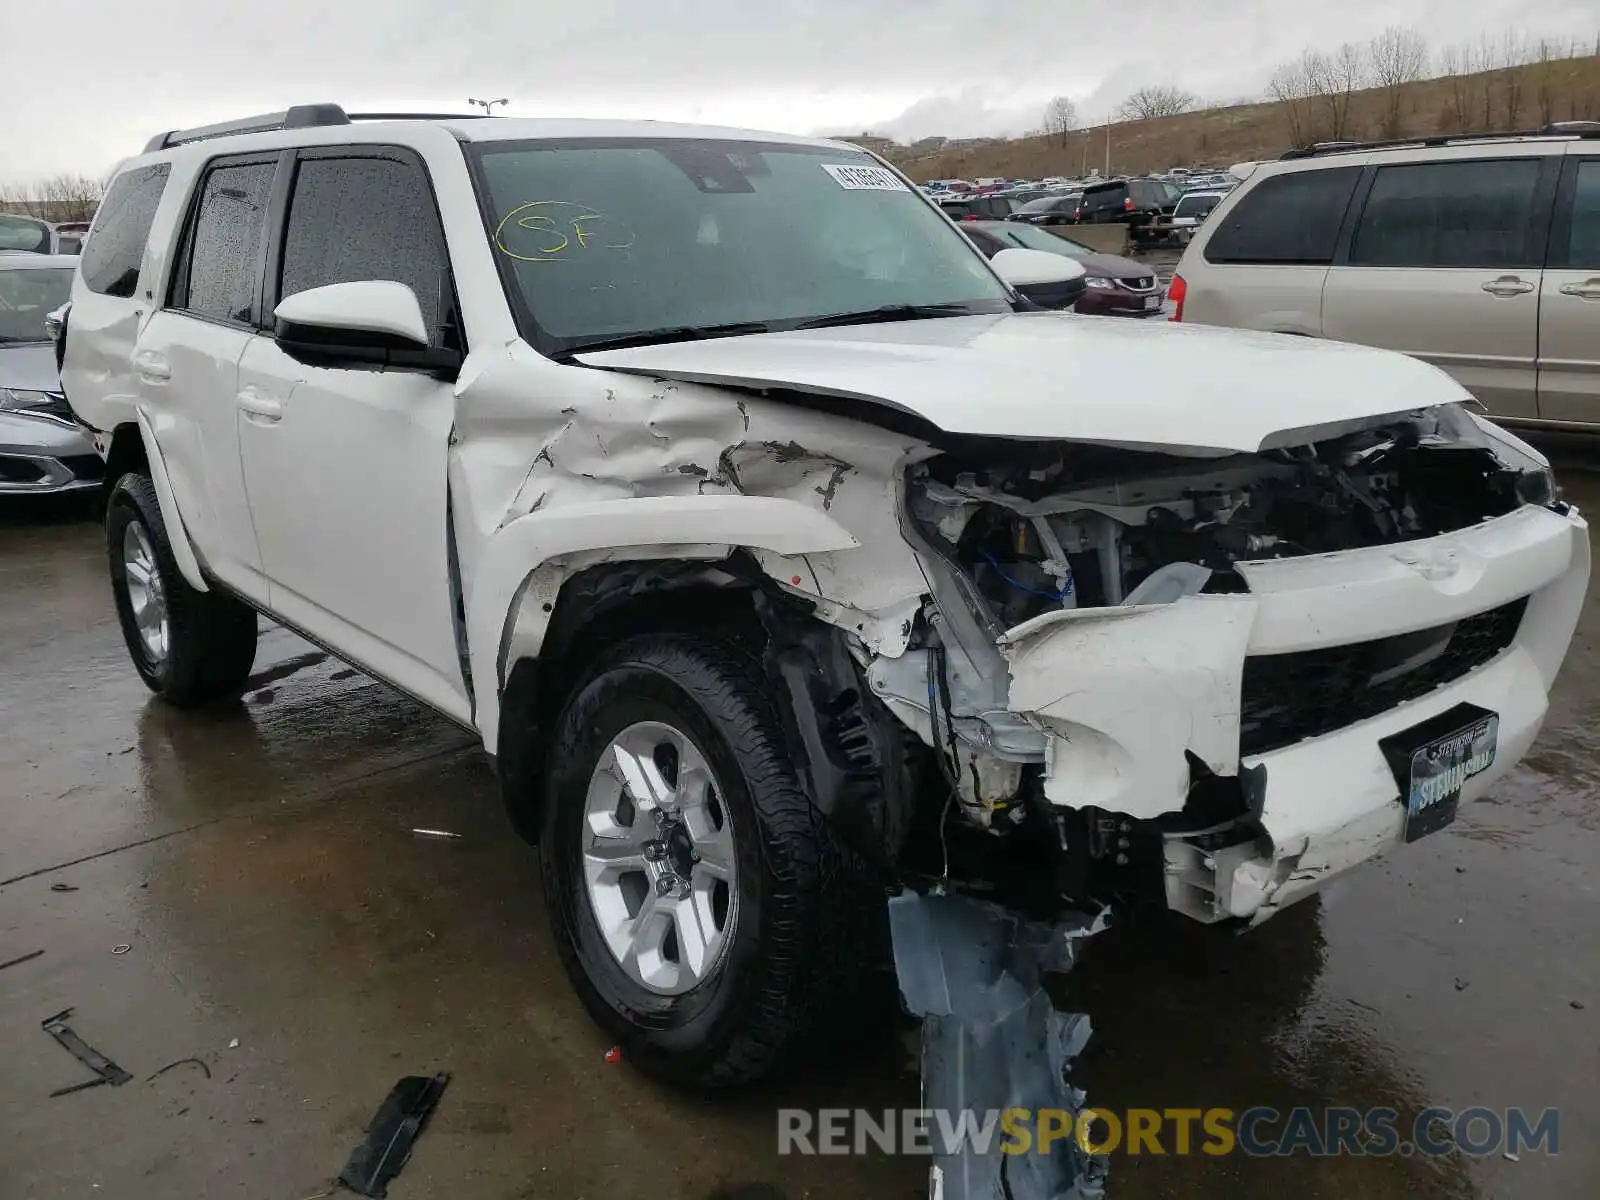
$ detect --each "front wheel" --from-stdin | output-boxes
[539,632,871,1087]
[107,473,258,706]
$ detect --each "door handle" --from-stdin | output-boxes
[236,387,284,422]
[133,350,171,383]
[1558,277,1600,300]
[1481,275,1534,297]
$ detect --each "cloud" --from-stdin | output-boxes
[5,0,1596,181]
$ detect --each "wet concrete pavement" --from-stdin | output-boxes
[2,441,1597,1200]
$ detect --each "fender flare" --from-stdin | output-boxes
[133,409,208,592]
[467,494,860,752]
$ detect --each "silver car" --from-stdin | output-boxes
[1,254,100,494]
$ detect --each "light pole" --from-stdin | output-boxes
[467,97,508,116]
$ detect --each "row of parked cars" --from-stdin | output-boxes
[934,173,1235,247]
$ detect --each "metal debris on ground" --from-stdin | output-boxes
[111,944,132,955]
[888,890,1109,1200]
[337,1071,451,1198]
[411,828,463,841]
[41,1009,133,1098]
[0,949,44,972]
[146,1057,212,1083]
[49,882,79,892]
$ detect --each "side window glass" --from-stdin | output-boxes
[1561,159,1600,269]
[278,156,448,339]
[1349,159,1542,268]
[1204,167,1360,264]
[80,164,170,297]
[181,161,275,322]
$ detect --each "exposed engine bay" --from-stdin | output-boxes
[907,410,1553,629]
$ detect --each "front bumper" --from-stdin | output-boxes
[1003,503,1590,923]
[0,410,103,494]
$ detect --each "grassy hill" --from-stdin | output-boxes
[894,55,1600,181]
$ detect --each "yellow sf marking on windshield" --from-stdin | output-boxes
[493,201,636,262]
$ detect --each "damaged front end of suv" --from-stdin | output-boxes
[466,330,1586,932]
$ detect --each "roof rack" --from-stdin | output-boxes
[143,103,489,153]
[1279,121,1600,160]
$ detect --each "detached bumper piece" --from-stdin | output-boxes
[338,1071,450,1198]
[41,1008,133,1098]
[888,892,1108,1200]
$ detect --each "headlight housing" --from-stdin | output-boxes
[1083,276,1115,290]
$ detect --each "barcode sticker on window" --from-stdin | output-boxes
[821,164,907,191]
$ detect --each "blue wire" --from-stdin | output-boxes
[980,550,1070,601]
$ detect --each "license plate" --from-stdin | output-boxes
[1143,295,1160,310]
[1379,703,1499,843]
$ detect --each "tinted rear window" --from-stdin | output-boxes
[1083,185,1127,210]
[80,164,170,297]
[1348,159,1542,268]
[1204,167,1360,264]
[178,161,275,323]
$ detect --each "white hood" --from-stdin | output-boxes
[578,313,1472,455]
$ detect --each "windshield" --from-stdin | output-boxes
[0,266,72,343]
[471,138,1012,354]
[988,224,1090,258]
[0,214,53,254]
[1174,193,1220,218]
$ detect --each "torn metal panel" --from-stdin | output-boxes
[1004,597,1257,819]
[888,892,1108,1200]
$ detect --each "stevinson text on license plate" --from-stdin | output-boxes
[1379,703,1499,844]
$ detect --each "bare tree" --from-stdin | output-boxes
[1497,32,1529,126]
[1369,26,1428,137]
[1041,96,1079,147]
[1438,42,1474,130]
[0,174,103,222]
[1118,85,1196,121]
[1533,38,1561,124]
[1305,42,1367,140]
[1268,57,1316,146]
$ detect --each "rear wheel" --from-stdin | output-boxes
[539,631,872,1087]
[107,473,258,706]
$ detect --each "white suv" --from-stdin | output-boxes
[1171,124,1600,430]
[60,105,1589,1086]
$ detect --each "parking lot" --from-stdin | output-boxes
[0,433,1594,1200]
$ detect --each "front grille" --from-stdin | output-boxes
[1118,275,1157,291]
[1238,598,1527,757]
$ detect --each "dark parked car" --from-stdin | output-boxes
[1070,178,1182,245]
[1012,194,1083,225]
[961,221,1165,317]
[939,195,1019,221]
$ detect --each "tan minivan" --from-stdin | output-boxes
[1170,125,1600,430]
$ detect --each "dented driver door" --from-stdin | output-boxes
[236,147,471,722]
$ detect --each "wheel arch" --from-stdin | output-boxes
[466,493,860,755]
[105,416,208,592]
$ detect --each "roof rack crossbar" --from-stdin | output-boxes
[1280,121,1600,159]
[345,112,490,121]
[143,103,351,153]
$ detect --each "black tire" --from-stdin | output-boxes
[539,631,869,1087]
[107,472,258,707]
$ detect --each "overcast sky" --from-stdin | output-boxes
[8,0,1596,183]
